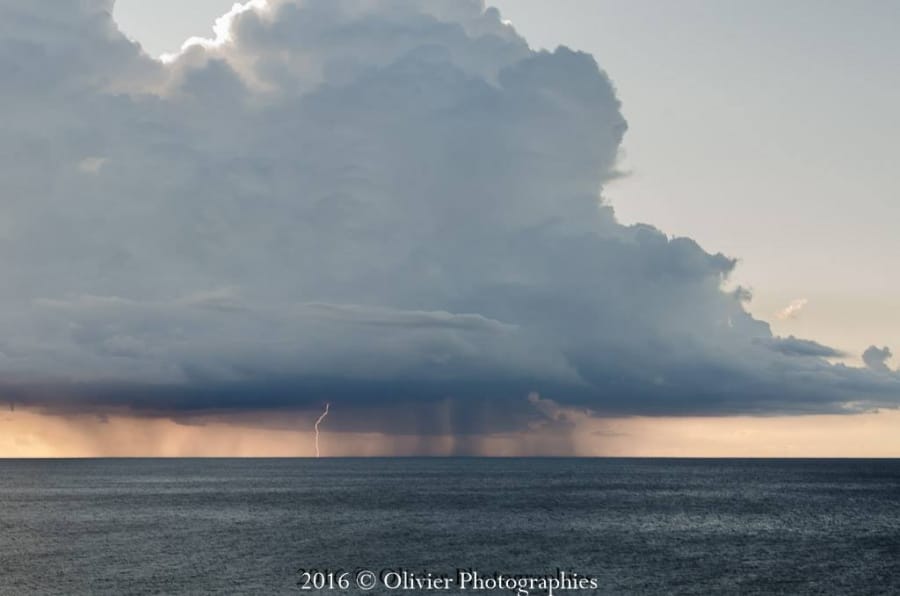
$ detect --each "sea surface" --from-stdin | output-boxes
[1,458,898,595]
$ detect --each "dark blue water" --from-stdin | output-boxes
[1,459,898,595]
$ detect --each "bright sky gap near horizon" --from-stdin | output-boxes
[0,0,898,456]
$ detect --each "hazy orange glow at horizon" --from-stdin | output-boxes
[3,408,899,458]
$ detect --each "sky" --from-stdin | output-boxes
[0,0,898,456]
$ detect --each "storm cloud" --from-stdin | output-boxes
[0,0,898,433]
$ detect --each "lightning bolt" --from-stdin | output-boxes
[314,402,330,458]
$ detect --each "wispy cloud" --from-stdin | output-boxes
[776,298,809,320]
[77,157,109,174]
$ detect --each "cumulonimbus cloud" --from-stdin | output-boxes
[0,0,897,434]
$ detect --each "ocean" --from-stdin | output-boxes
[1,458,898,595]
